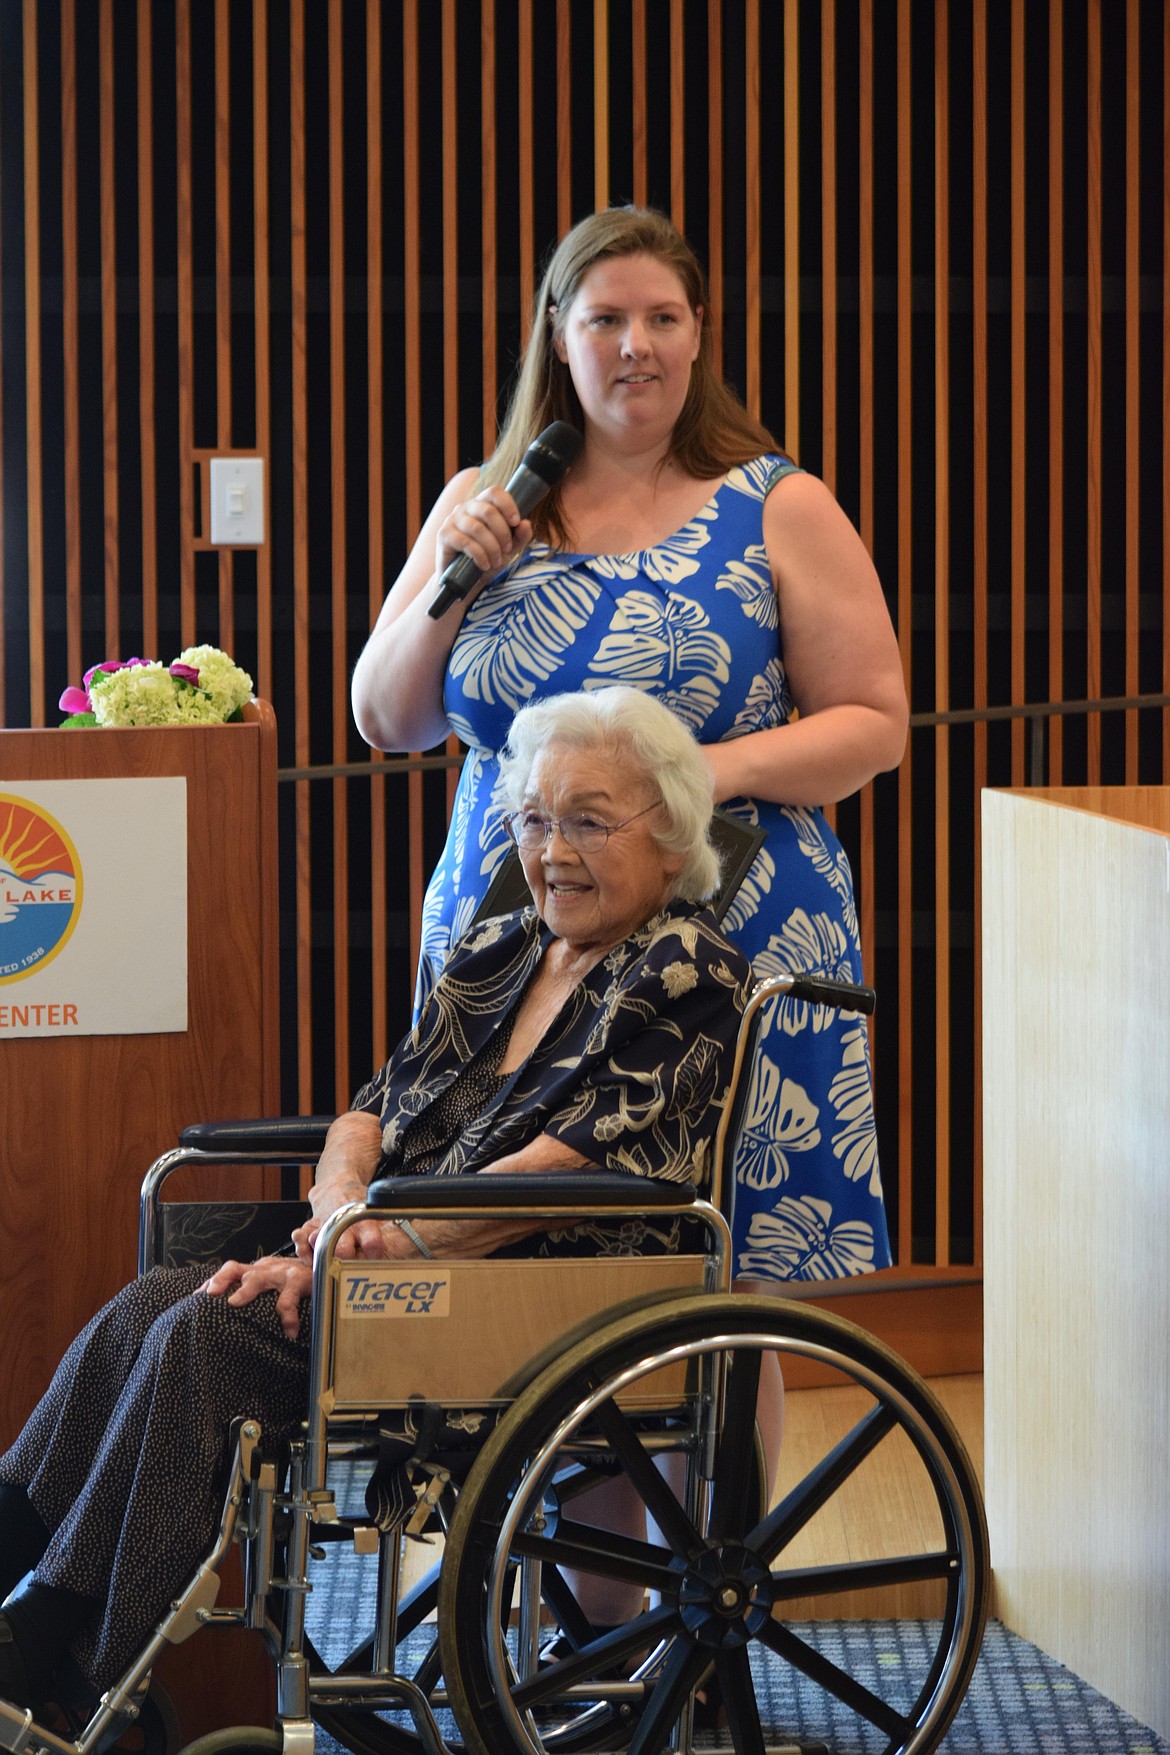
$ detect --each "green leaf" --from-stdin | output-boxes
[60,712,98,728]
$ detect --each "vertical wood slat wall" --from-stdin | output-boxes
[1,0,1165,1270]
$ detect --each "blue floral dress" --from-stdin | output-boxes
[419,455,892,1283]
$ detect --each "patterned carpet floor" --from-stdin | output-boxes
[304,1466,1167,1754]
[305,1595,1168,1755]
[735,1619,1168,1753]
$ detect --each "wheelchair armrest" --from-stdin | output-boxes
[178,1116,336,1155]
[365,1173,696,1211]
[782,972,876,1015]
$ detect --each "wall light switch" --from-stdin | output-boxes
[209,456,265,545]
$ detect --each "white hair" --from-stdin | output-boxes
[498,687,722,902]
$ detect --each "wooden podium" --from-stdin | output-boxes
[0,702,281,1442]
[982,787,1170,1741]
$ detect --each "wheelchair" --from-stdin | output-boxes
[0,972,989,1755]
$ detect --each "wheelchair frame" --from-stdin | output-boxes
[0,974,989,1755]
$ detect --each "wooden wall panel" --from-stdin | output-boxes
[367,0,388,1075]
[290,0,312,1110]
[933,0,950,1263]
[254,0,273,699]
[329,0,350,1108]
[21,0,44,723]
[136,0,158,663]
[970,0,988,1255]
[895,0,914,1269]
[1048,0,1064,783]
[62,0,82,689]
[176,0,195,646]
[1086,1,1102,783]
[0,0,1166,1279]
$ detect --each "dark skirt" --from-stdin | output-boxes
[0,1266,311,1693]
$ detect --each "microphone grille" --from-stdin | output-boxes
[523,422,585,484]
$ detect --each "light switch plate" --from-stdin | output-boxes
[209,456,265,546]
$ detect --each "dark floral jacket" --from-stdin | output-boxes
[351,900,750,1195]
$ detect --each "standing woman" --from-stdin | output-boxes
[352,205,908,1290]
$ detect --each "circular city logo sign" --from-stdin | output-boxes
[0,794,84,984]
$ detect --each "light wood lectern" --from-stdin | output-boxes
[982,787,1170,1741]
[0,702,281,1443]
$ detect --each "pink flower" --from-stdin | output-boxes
[168,662,200,685]
[60,657,152,714]
[82,657,148,688]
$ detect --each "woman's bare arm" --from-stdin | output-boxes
[704,472,908,808]
[318,1133,594,1263]
[351,469,532,752]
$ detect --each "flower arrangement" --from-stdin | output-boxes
[59,646,254,729]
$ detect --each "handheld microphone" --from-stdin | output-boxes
[427,422,584,619]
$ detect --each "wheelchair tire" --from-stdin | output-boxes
[437,1292,988,1755]
[111,1681,183,1755]
[173,1733,281,1755]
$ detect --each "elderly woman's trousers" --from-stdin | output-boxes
[0,1267,311,1694]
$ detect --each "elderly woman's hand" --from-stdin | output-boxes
[200,1255,313,1341]
[291,1215,413,1263]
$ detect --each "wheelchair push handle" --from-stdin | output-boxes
[767,970,876,1015]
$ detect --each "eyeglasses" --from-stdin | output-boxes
[504,799,662,854]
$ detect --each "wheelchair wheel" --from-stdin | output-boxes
[438,1293,988,1755]
[173,1733,281,1755]
[306,1434,765,1755]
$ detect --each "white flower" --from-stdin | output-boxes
[175,645,253,719]
[83,646,252,727]
[660,961,698,999]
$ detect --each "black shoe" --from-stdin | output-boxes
[0,1577,97,1706]
[0,1485,50,1600]
[0,1613,33,1708]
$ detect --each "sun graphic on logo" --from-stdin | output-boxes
[0,795,84,984]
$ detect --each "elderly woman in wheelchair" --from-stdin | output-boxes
[0,688,751,1711]
[0,683,988,1755]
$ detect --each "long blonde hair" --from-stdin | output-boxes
[479,207,783,550]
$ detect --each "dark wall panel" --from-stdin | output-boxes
[1,0,1165,1269]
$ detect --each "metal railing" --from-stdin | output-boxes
[277,692,1170,788]
[907,691,1170,786]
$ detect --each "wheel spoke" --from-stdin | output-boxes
[591,1397,701,1558]
[772,1550,960,1601]
[715,1646,766,1755]
[536,1560,598,1654]
[437,1297,988,1755]
[709,1348,762,1539]
[749,1401,897,1561]
[548,1458,621,1507]
[505,1607,673,1705]
[510,1519,681,1595]
[625,1637,712,1755]
[411,1628,443,1695]
[758,1617,911,1741]
[510,1603,678,1710]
